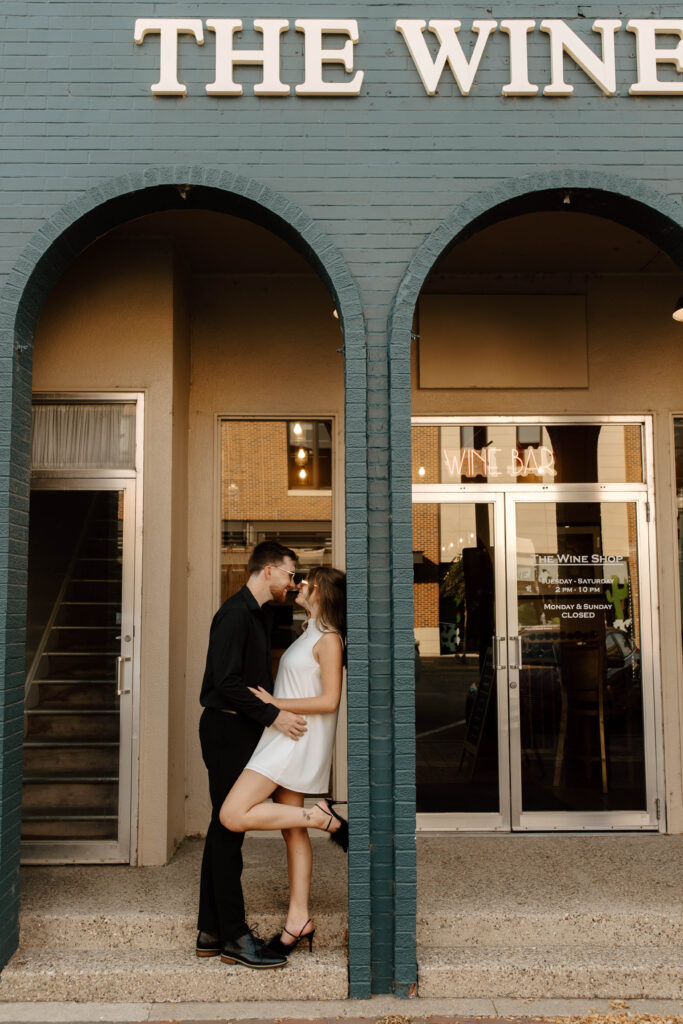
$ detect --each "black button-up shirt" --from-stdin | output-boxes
[200,585,279,729]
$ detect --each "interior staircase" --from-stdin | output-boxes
[22,491,123,847]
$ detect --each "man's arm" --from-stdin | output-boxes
[210,605,279,728]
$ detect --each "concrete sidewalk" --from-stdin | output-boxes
[1,997,683,1022]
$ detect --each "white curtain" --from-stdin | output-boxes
[31,403,136,470]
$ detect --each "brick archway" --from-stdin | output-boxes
[386,170,683,915]
[0,168,370,988]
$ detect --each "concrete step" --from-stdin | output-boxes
[0,947,347,1002]
[19,908,347,952]
[417,908,683,948]
[418,944,683,999]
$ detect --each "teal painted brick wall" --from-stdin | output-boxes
[2,0,683,994]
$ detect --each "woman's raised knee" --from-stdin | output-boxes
[219,802,245,832]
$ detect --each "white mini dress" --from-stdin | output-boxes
[245,619,340,794]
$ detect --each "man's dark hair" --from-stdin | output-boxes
[248,541,297,576]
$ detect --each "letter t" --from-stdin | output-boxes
[134,19,204,96]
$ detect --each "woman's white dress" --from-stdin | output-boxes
[245,619,340,794]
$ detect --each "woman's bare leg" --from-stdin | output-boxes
[220,769,340,836]
[273,787,314,944]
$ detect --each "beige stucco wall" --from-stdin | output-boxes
[184,273,344,836]
[33,236,181,865]
[413,271,683,832]
[32,221,345,859]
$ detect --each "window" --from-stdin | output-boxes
[220,419,333,656]
[288,420,332,491]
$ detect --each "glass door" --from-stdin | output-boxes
[22,480,137,862]
[413,493,510,830]
[506,493,658,830]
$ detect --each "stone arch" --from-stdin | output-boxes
[0,168,370,986]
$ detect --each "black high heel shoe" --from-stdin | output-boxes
[266,919,315,956]
[317,800,349,853]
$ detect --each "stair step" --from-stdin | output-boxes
[22,811,118,821]
[418,945,683,998]
[0,947,348,1002]
[27,707,118,715]
[21,818,118,840]
[77,557,121,562]
[23,745,119,774]
[22,780,118,812]
[418,909,683,948]
[24,741,118,747]
[49,626,120,631]
[25,713,119,742]
[33,678,114,684]
[31,683,117,710]
[71,578,121,583]
[19,908,347,952]
[23,775,118,783]
[42,651,119,656]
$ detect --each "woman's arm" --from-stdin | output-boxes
[249,632,344,715]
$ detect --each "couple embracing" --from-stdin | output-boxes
[196,541,347,970]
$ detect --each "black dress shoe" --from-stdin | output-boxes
[196,930,222,957]
[220,930,288,969]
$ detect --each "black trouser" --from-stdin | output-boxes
[197,707,264,941]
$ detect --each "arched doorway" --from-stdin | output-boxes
[391,181,683,834]
[0,175,368,980]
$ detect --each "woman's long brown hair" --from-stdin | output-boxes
[307,566,346,642]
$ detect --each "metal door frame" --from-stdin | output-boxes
[411,415,664,833]
[505,488,660,832]
[414,490,510,832]
[22,392,143,864]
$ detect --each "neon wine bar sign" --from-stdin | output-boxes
[442,445,557,478]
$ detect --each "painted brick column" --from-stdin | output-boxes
[363,310,418,996]
[0,337,32,969]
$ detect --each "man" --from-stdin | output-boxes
[196,541,307,969]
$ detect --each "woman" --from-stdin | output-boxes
[219,566,347,956]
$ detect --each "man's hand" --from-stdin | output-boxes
[273,709,307,740]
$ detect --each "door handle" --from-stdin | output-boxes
[117,655,132,696]
[508,636,523,670]
[492,635,506,670]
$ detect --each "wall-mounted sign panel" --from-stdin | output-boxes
[418,294,588,390]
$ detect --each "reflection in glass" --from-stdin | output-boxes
[287,421,332,490]
[221,420,333,661]
[413,502,498,814]
[412,423,643,486]
[515,501,646,812]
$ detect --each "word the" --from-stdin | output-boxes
[134,17,683,97]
